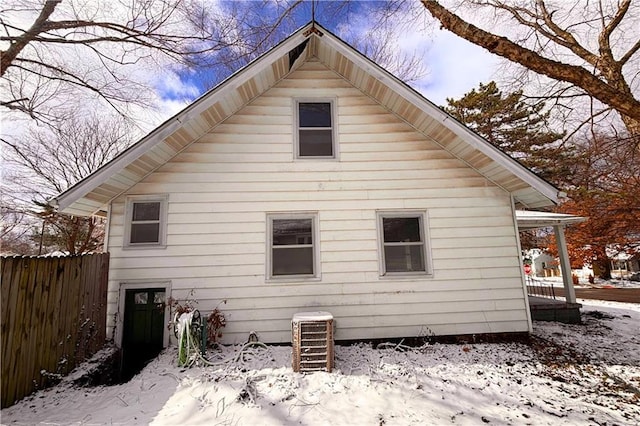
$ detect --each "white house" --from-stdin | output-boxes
[52,23,571,356]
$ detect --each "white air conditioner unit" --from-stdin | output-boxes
[292,311,334,373]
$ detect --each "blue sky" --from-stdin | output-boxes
[154,0,500,116]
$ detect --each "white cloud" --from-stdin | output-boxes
[414,29,501,106]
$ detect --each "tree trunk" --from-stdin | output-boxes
[420,0,640,136]
[0,0,62,77]
[621,116,640,139]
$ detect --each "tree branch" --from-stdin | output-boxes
[535,0,599,66]
[619,38,640,66]
[1,0,61,77]
[420,0,640,123]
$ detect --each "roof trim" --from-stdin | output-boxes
[51,23,314,213]
[516,210,587,229]
[314,25,560,204]
[52,21,562,215]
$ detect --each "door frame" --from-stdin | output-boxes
[116,281,171,348]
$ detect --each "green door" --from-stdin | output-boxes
[122,288,166,380]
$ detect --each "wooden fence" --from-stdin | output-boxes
[1,253,109,408]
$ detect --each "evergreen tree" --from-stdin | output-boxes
[444,81,569,183]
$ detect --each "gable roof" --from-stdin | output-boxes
[51,22,563,216]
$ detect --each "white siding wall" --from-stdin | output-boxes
[106,60,528,344]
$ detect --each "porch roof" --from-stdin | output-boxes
[516,210,587,230]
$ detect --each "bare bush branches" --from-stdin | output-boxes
[1,113,133,253]
[0,0,312,123]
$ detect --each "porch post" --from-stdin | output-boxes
[554,225,577,304]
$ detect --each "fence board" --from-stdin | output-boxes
[1,253,109,408]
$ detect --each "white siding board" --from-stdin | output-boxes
[432,236,517,249]
[166,222,264,235]
[113,253,263,269]
[435,257,519,270]
[163,198,510,214]
[322,250,377,262]
[161,187,507,203]
[223,114,292,125]
[160,276,522,297]
[145,169,480,183]
[133,177,492,195]
[196,134,292,144]
[340,141,438,152]
[185,142,291,154]
[432,246,518,260]
[110,243,263,257]
[157,158,471,172]
[171,152,292,163]
[106,61,529,343]
[132,291,525,317]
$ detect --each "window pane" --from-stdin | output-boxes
[299,103,331,127]
[153,292,166,304]
[299,129,333,156]
[131,223,160,243]
[133,202,160,221]
[273,247,314,275]
[135,292,148,304]
[383,217,421,242]
[273,219,312,245]
[384,245,425,272]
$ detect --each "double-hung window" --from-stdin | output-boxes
[267,213,319,279]
[124,195,168,248]
[295,100,336,158]
[378,211,431,276]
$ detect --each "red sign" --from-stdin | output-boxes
[523,264,532,275]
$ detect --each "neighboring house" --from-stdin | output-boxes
[609,247,640,279]
[51,22,570,355]
[524,249,560,278]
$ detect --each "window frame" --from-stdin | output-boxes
[377,210,433,277]
[293,98,338,160]
[266,212,320,281]
[123,195,169,249]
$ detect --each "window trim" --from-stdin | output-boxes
[266,212,320,281]
[293,98,338,160]
[377,210,433,277]
[123,195,169,249]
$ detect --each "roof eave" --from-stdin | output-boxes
[53,21,562,215]
[52,22,317,215]
[316,26,561,206]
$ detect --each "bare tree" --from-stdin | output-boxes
[0,0,318,123]
[0,202,38,254]
[1,113,134,253]
[420,0,640,137]
[1,1,433,124]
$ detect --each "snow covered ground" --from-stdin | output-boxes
[2,300,639,425]
[531,276,640,289]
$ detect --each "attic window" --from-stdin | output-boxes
[124,195,168,248]
[295,100,336,158]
